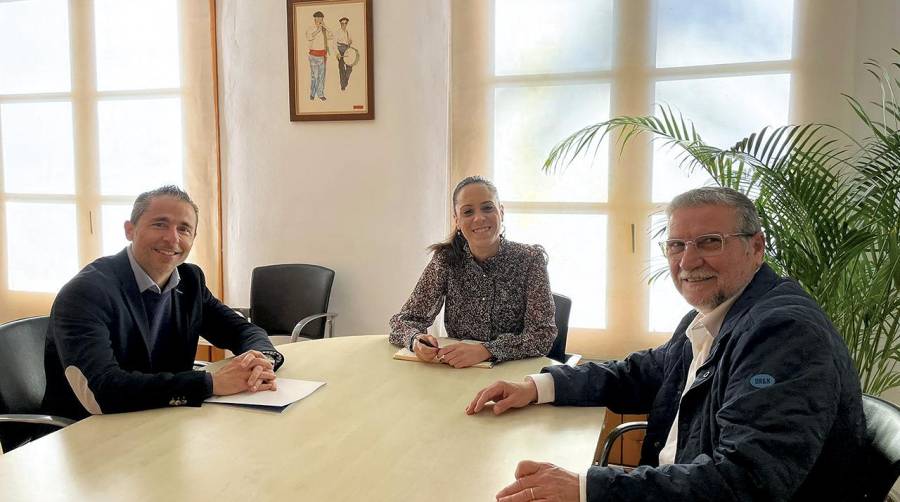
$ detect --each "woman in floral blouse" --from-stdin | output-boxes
[389,176,557,368]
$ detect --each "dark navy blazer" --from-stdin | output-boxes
[43,249,280,420]
[544,264,866,501]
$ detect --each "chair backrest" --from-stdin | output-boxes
[0,316,50,415]
[861,394,900,500]
[547,293,571,363]
[250,264,335,339]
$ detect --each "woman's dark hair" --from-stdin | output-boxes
[428,176,500,266]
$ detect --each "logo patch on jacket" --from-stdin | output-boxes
[749,374,775,388]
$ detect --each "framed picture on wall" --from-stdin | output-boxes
[287,0,374,121]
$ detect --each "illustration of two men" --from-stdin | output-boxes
[306,11,354,100]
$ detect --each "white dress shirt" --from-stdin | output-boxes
[656,291,740,464]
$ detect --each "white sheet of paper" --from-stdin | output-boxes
[204,378,326,407]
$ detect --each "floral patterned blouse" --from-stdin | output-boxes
[389,239,557,362]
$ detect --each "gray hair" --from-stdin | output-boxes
[130,185,200,227]
[666,186,762,234]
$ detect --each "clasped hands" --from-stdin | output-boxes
[466,379,579,502]
[211,350,278,396]
[412,334,491,368]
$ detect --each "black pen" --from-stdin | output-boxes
[416,336,438,349]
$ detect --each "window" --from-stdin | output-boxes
[452,0,796,357]
[0,0,220,322]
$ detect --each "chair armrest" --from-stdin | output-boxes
[0,414,76,429]
[290,312,338,342]
[234,307,251,319]
[597,421,648,467]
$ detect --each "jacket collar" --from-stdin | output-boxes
[111,248,152,346]
[683,263,779,392]
[718,263,778,338]
[690,263,779,375]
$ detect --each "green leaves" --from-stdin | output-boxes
[544,53,900,396]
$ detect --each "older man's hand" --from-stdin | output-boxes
[465,379,537,415]
[495,460,579,502]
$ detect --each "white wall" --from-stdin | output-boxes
[216,0,450,336]
[851,0,900,408]
[792,0,900,132]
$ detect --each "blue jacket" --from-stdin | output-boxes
[43,249,281,420]
[544,264,865,501]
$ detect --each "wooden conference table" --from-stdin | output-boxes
[0,335,605,501]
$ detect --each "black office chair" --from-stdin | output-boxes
[597,420,648,467]
[860,394,900,500]
[597,394,900,499]
[241,264,337,344]
[0,316,74,453]
[547,293,581,367]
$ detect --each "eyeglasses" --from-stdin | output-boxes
[659,233,756,258]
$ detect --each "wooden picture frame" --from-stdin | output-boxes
[287,0,374,121]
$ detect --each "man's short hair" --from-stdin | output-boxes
[666,186,762,235]
[313,11,324,18]
[130,185,200,227]
[339,17,349,23]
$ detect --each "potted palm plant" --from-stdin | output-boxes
[544,51,900,396]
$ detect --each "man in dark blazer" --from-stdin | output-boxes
[44,185,284,420]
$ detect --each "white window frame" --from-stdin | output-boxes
[0,0,219,322]
[451,0,801,358]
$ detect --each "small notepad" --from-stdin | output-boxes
[393,337,494,368]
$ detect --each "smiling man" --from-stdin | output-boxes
[43,186,284,420]
[467,187,866,501]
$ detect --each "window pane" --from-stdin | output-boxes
[94,0,180,90]
[656,0,793,68]
[495,84,610,203]
[98,97,183,195]
[1,102,75,194]
[505,213,607,329]
[101,204,132,256]
[495,0,613,76]
[652,74,790,202]
[0,0,71,94]
[648,215,691,332]
[6,202,78,292]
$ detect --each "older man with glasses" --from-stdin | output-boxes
[467,187,865,502]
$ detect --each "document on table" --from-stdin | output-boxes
[205,378,326,409]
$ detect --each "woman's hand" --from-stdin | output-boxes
[438,343,491,368]
[413,334,440,362]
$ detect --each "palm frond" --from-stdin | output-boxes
[541,52,900,395]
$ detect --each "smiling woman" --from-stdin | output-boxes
[388,176,557,367]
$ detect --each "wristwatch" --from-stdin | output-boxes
[260,350,283,370]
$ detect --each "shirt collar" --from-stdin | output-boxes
[126,245,180,294]
[687,291,741,342]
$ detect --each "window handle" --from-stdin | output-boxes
[631,223,635,253]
